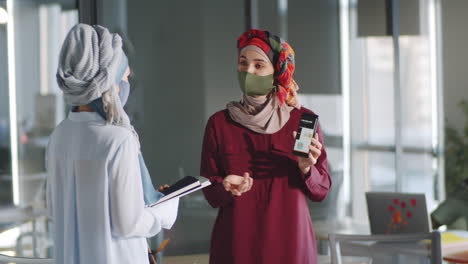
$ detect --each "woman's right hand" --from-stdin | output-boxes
[223,172,253,196]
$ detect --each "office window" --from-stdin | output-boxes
[343,0,444,222]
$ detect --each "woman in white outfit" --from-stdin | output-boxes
[46,24,178,264]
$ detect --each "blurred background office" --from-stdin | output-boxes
[0,0,467,261]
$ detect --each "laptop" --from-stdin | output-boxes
[366,192,431,234]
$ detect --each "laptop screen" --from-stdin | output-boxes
[366,192,431,234]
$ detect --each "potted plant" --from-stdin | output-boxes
[445,100,468,195]
[431,100,468,229]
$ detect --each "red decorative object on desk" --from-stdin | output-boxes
[444,251,468,264]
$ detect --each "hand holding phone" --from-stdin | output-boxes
[292,113,319,158]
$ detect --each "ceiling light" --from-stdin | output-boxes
[0,7,8,24]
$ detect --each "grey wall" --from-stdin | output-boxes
[357,0,420,36]
[127,0,214,255]
[258,0,341,95]
[289,0,340,94]
[441,0,468,133]
[128,0,205,194]
[202,0,244,119]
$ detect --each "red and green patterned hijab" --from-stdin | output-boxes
[237,29,299,107]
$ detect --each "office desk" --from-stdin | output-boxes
[316,220,468,263]
[444,251,468,264]
[442,230,468,264]
[163,254,332,264]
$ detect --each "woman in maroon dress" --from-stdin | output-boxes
[200,29,331,264]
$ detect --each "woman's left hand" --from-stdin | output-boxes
[293,131,322,175]
[158,184,170,192]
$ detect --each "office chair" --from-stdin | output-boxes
[328,231,442,264]
[0,180,51,258]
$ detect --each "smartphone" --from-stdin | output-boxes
[292,113,319,158]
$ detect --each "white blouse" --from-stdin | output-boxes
[46,112,178,264]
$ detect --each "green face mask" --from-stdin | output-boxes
[237,72,275,96]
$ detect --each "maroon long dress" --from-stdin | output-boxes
[201,107,331,264]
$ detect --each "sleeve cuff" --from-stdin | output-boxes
[300,165,313,180]
[149,198,179,230]
[203,180,234,208]
[303,165,324,184]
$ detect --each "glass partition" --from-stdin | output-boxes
[0,0,78,258]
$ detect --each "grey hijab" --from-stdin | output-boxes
[56,24,166,203]
[56,24,132,132]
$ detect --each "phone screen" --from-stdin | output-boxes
[293,113,319,158]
